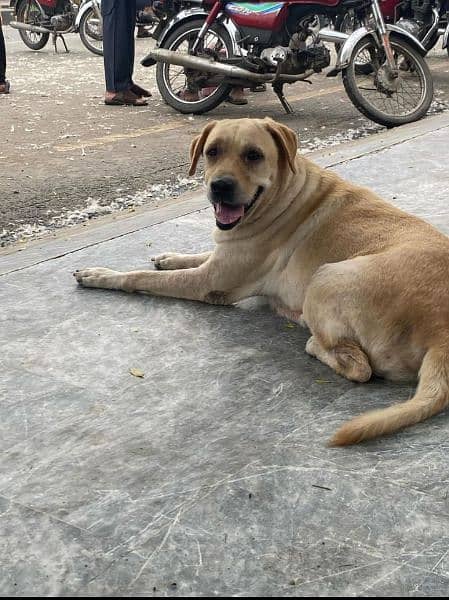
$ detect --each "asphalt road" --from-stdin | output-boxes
[2,26,449,246]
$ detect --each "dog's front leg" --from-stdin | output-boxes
[74,263,252,305]
[151,251,212,271]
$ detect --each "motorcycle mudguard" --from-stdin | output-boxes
[334,25,427,72]
[154,7,241,55]
[75,0,101,28]
[11,0,47,18]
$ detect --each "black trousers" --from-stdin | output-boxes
[101,0,137,92]
[0,19,6,85]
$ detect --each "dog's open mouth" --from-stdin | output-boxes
[213,186,264,230]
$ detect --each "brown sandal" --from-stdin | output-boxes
[0,81,10,94]
[104,90,148,106]
[226,95,248,105]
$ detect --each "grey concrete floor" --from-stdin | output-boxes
[1,115,449,597]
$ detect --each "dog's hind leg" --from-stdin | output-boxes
[303,260,372,383]
[151,252,212,270]
[306,335,372,382]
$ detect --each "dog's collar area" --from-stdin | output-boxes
[215,186,264,231]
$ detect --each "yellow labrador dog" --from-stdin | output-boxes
[74,118,449,446]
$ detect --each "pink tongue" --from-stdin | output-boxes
[214,203,245,225]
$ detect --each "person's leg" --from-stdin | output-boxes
[0,16,8,91]
[101,0,115,93]
[124,0,136,91]
[128,0,152,97]
[103,0,148,104]
[102,0,134,93]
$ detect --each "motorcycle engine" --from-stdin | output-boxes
[395,0,434,40]
[395,18,424,39]
[260,40,330,75]
[50,1,75,31]
[50,14,72,30]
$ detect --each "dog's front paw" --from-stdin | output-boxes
[151,253,182,270]
[73,267,123,290]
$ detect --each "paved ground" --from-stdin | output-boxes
[1,113,449,596]
[2,25,449,246]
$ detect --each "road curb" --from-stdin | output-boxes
[309,110,449,168]
[2,110,449,275]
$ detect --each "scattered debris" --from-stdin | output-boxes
[129,368,145,378]
[312,484,332,491]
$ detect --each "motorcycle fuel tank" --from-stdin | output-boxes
[225,3,286,31]
[378,0,398,21]
[39,0,59,7]
[224,1,339,31]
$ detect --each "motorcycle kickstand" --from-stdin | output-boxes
[272,82,294,114]
[52,32,69,54]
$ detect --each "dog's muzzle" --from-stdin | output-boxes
[212,185,264,230]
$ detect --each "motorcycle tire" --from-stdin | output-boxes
[16,0,50,51]
[342,36,433,128]
[156,18,233,114]
[79,7,103,56]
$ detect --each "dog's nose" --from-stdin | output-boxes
[210,176,236,198]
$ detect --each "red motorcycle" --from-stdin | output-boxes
[9,0,102,54]
[142,0,434,127]
[336,0,449,57]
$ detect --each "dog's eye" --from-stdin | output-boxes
[206,146,219,158]
[245,149,264,162]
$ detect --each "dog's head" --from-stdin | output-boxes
[189,118,298,230]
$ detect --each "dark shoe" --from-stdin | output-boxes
[0,81,10,94]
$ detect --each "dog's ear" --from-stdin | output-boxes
[264,118,298,174]
[189,121,217,176]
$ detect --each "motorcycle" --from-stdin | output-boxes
[138,1,207,39]
[9,0,103,55]
[142,0,434,127]
[336,0,449,57]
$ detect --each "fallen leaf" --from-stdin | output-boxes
[285,322,296,329]
[129,368,144,378]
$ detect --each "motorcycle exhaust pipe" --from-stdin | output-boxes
[317,28,349,45]
[142,48,274,82]
[10,21,51,34]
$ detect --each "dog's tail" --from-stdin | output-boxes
[329,346,449,446]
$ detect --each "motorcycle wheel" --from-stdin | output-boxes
[16,0,50,51]
[156,18,233,114]
[342,36,433,127]
[79,7,103,56]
